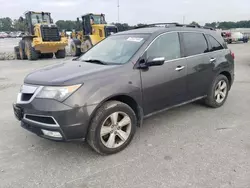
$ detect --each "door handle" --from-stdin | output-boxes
[175,66,185,71]
[210,58,216,62]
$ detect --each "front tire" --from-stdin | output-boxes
[25,39,38,60]
[87,101,137,155]
[205,75,229,108]
[55,49,66,59]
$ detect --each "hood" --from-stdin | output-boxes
[24,60,118,86]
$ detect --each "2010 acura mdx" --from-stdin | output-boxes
[13,24,235,155]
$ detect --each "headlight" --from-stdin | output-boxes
[36,84,81,101]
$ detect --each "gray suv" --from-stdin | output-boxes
[13,24,235,155]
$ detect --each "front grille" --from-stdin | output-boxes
[41,25,61,42]
[105,26,118,37]
[21,94,33,101]
[25,115,56,125]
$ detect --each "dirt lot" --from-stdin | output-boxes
[0,43,250,188]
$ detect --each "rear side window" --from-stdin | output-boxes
[147,32,181,61]
[182,32,209,57]
[206,35,224,52]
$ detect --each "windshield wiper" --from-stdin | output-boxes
[82,59,109,65]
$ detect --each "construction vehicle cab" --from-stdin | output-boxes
[14,11,68,60]
[70,13,118,56]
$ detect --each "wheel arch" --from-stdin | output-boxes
[88,94,143,128]
[219,71,232,89]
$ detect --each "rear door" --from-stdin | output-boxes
[180,32,213,99]
[205,34,227,66]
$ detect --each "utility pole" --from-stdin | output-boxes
[117,0,120,23]
[183,16,185,24]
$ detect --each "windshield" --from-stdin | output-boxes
[31,13,51,25]
[79,34,148,64]
[91,15,107,24]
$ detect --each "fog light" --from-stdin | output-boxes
[42,129,62,138]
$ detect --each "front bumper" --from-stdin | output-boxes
[13,98,95,141]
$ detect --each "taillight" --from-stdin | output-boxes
[231,51,235,59]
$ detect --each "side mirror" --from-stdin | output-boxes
[146,57,165,66]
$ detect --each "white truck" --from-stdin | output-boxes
[229,32,248,43]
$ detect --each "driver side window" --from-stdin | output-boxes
[147,32,181,61]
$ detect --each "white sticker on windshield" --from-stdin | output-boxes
[127,37,144,42]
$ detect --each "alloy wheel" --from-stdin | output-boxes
[100,111,132,149]
[214,80,227,103]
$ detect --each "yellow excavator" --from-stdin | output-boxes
[14,11,68,60]
[70,13,118,56]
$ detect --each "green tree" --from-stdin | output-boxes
[190,21,200,27]
[13,19,27,31]
[0,17,13,31]
[56,20,77,31]
[204,21,250,29]
[204,22,218,28]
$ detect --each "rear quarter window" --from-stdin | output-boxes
[206,34,224,52]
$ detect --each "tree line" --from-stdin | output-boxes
[204,21,250,29]
[2,17,250,32]
[0,17,26,32]
[55,20,147,32]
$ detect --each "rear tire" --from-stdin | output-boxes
[70,40,81,56]
[25,39,38,60]
[19,40,27,60]
[204,75,229,108]
[87,101,137,155]
[55,49,66,59]
[14,46,21,60]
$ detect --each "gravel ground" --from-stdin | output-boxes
[0,43,250,188]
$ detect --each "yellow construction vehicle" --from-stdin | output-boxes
[70,13,118,56]
[14,11,68,60]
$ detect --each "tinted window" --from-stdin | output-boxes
[182,33,208,56]
[147,32,181,61]
[207,35,224,52]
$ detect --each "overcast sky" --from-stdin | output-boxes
[1,0,250,25]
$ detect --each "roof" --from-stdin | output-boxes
[24,11,51,15]
[116,24,217,36]
[81,13,104,17]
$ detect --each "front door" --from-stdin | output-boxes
[140,32,188,115]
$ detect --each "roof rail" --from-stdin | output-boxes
[134,23,216,30]
[135,23,182,29]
